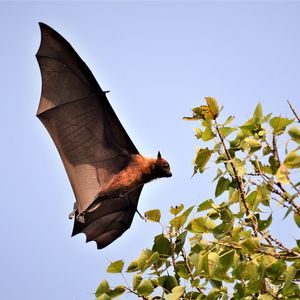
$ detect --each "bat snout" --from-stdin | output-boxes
[165,170,172,177]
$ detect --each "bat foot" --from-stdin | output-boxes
[76,212,86,223]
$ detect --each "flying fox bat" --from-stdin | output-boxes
[36,23,172,249]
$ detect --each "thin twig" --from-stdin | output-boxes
[214,121,259,236]
[181,249,203,293]
[287,100,300,123]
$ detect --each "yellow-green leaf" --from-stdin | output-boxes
[275,164,290,184]
[194,147,213,174]
[219,127,237,138]
[107,285,126,298]
[202,126,215,141]
[208,252,220,276]
[244,137,262,153]
[106,260,124,273]
[133,275,143,290]
[240,237,260,253]
[169,206,194,230]
[294,212,300,228]
[284,151,300,169]
[215,177,230,197]
[136,279,154,296]
[194,127,203,139]
[166,286,185,300]
[197,199,213,212]
[126,259,139,272]
[283,266,297,290]
[144,209,161,222]
[205,96,220,119]
[170,204,184,215]
[288,126,300,144]
[95,280,110,297]
[224,115,235,125]
[188,216,216,233]
[253,102,263,123]
[269,117,293,135]
[97,293,111,300]
[153,235,172,256]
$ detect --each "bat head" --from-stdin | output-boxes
[155,151,172,178]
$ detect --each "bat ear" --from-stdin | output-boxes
[157,151,162,159]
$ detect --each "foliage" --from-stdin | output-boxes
[95,98,300,299]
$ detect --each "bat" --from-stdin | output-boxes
[36,23,172,249]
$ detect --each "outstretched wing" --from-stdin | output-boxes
[36,23,142,247]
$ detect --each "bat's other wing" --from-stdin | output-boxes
[72,187,143,249]
[36,23,139,213]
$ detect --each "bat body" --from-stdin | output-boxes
[36,23,171,249]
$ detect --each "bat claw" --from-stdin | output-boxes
[68,203,77,219]
[136,209,145,221]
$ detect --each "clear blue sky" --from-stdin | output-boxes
[1,2,299,299]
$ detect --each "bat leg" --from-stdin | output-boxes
[68,202,77,220]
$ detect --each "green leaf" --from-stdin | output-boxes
[136,279,154,296]
[144,209,161,222]
[240,237,260,253]
[269,116,293,135]
[152,235,172,256]
[96,280,110,297]
[205,96,220,119]
[197,199,214,212]
[288,126,300,144]
[219,127,237,138]
[213,168,223,182]
[253,102,264,123]
[137,249,153,270]
[257,213,273,231]
[126,259,139,272]
[244,137,262,153]
[143,251,160,270]
[175,261,189,279]
[219,249,234,272]
[224,115,235,125]
[97,293,111,300]
[283,266,297,291]
[170,204,184,215]
[284,151,300,169]
[294,212,300,228]
[215,177,231,197]
[158,276,178,293]
[174,230,187,254]
[263,146,272,156]
[133,275,143,290]
[106,260,124,273]
[169,206,194,230]
[194,147,213,174]
[107,285,126,298]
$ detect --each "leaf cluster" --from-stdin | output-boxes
[96,99,300,300]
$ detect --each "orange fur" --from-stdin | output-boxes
[97,154,171,200]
